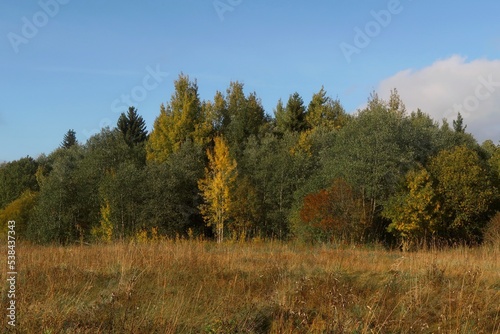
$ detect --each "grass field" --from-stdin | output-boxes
[2,240,499,333]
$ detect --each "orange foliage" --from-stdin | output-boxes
[300,178,366,240]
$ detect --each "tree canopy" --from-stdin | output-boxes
[3,74,499,248]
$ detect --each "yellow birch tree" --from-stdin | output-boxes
[198,136,237,243]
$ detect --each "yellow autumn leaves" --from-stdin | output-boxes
[384,145,497,245]
[198,136,237,243]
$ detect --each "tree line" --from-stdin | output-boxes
[1,73,499,247]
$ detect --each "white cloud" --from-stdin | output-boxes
[377,55,500,144]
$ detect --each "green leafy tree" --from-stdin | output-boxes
[142,140,205,237]
[323,96,412,237]
[229,176,259,239]
[428,145,497,242]
[387,88,406,117]
[61,129,77,149]
[435,118,478,152]
[0,156,39,209]
[401,109,441,165]
[385,145,498,246]
[80,128,147,239]
[0,190,37,239]
[117,106,148,147]
[273,99,286,133]
[484,141,500,193]
[141,140,205,237]
[198,136,238,243]
[242,133,312,238]
[480,139,498,159]
[30,128,143,244]
[306,87,349,130]
[29,146,87,243]
[215,82,266,159]
[383,167,441,248]
[99,162,145,238]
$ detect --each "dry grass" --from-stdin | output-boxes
[1,240,499,333]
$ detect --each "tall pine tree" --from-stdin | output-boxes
[276,92,307,133]
[117,106,148,147]
[61,129,77,149]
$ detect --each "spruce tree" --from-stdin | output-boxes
[117,106,148,147]
[276,92,307,133]
[452,112,467,133]
[61,129,77,149]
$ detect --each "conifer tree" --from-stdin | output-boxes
[117,106,148,147]
[452,112,467,133]
[276,92,307,133]
[61,129,77,149]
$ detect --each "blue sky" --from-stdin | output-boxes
[2,0,500,162]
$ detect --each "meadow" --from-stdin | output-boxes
[2,240,499,333]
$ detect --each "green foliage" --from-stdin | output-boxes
[230,176,259,240]
[435,118,478,152]
[29,128,147,244]
[213,81,267,159]
[383,168,441,243]
[0,156,39,209]
[452,112,467,133]
[0,190,37,238]
[241,133,313,239]
[29,146,88,244]
[322,96,413,237]
[117,106,148,147]
[4,74,498,247]
[385,145,499,246]
[275,92,307,133]
[61,129,77,149]
[99,162,144,238]
[402,109,441,165]
[306,87,349,130]
[485,141,500,179]
[428,145,497,242]
[141,140,205,237]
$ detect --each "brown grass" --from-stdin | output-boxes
[1,240,499,333]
